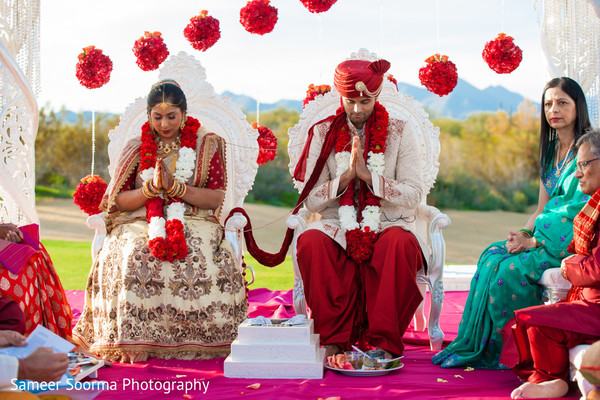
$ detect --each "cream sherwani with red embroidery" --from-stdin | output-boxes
[301,116,429,262]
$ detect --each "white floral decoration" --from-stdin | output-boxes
[335,152,351,177]
[367,152,385,175]
[148,216,166,239]
[140,168,155,183]
[166,202,186,221]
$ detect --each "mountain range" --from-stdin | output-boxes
[223,78,538,120]
[59,78,537,124]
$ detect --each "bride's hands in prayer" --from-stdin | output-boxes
[153,158,174,192]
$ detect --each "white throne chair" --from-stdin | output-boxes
[87,51,259,282]
[284,49,451,351]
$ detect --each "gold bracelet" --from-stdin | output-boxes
[531,237,540,248]
[167,181,179,198]
[141,181,152,198]
[142,180,160,198]
[168,181,187,198]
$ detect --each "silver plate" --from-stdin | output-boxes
[325,362,404,376]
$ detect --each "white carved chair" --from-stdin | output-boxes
[87,51,259,282]
[284,49,451,351]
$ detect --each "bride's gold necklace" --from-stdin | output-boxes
[555,139,574,177]
[156,137,180,155]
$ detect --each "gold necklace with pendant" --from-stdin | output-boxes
[555,139,574,177]
[157,137,180,155]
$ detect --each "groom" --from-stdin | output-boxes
[293,57,426,358]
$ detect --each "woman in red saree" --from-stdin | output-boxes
[0,223,72,339]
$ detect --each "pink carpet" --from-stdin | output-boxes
[65,289,581,400]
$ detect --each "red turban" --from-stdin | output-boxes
[333,59,391,98]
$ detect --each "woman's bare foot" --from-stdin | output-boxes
[510,379,569,399]
[324,344,341,357]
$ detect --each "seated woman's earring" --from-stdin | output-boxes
[180,114,186,130]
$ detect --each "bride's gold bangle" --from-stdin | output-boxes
[167,181,187,198]
[142,180,160,198]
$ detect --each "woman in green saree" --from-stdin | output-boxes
[433,77,592,369]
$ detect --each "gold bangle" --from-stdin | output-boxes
[167,181,179,198]
[531,237,539,248]
[168,181,187,198]
[141,181,152,198]
[142,180,160,198]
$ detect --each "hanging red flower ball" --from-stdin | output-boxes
[132,31,169,71]
[482,33,523,74]
[252,122,277,165]
[303,83,331,108]
[73,175,108,216]
[75,46,113,89]
[300,0,337,13]
[240,0,278,35]
[184,10,221,52]
[418,54,458,97]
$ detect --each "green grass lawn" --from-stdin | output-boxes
[44,240,295,291]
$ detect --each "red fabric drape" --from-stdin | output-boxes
[227,108,347,267]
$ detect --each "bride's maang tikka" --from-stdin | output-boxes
[151,80,181,111]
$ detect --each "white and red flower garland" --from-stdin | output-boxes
[300,0,337,13]
[252,122,278,165]
[73,175,107,216]
[335,102,389,263]
[418,53,458,97]
[240,0,278,35]
[184,10,221,52]
[132,31,169,71]
[482,33,523,74]
[75,46,113,89]
[139,116,201,262]
[303,83,331,109]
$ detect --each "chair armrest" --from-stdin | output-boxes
[414,204,451,351]
[86,212,107,263]
[539,267,572,304]
[416,204,451,278]
[286,208,309,232]
[224,212,254,285]
[417,204,451,229]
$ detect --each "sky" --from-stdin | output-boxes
[38,0,546,114]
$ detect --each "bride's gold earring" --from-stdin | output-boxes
[180,114,186,130]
